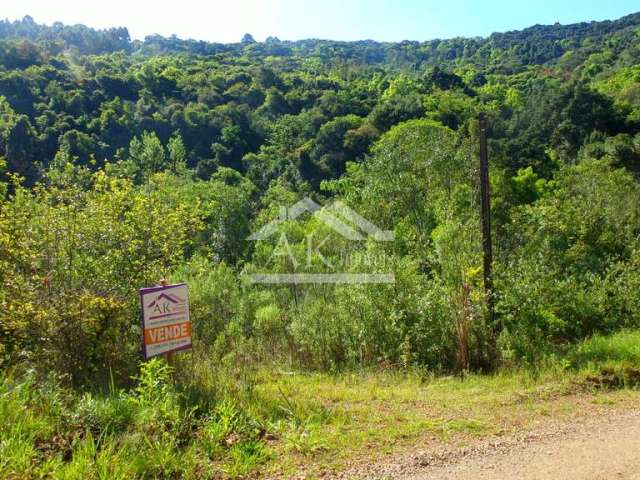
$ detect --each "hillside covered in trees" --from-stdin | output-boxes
[1,13,640,186]
[1,11,640,478]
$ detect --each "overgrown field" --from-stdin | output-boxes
[2,330,640,479]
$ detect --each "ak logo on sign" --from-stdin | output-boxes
[139,283,191,359]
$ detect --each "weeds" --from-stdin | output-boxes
[2,331,640,478]
[0,360,271,479]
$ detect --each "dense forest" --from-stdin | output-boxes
[1,12,640,477]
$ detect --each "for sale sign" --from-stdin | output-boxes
[140,283,191,359]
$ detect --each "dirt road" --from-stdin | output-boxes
[339,407,640,480]
[410,410,640,480]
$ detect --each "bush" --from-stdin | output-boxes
[173,256,244,348]
[0,169,203,385]
[496,159,640,361]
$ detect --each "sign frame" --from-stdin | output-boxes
[139,282,192,360]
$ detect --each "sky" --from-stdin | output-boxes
[3,0,640,43]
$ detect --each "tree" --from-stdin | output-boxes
[128,131,166,181]
[368,94,425,131]
[58,130,99,166]
[241,33,256,45]
[262,88,290,117]
[4,115,38,183]
[167,131,187,173]
[305,115,364,184]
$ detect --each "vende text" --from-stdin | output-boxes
[144,322,191,345]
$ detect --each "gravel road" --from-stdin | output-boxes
[335,405,640,480]
[410,409,640,480]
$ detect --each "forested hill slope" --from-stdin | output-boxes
[2,12,640,68]
[0,12,639,188]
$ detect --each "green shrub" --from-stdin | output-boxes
[173,256,244,348]
[496,160,640,360]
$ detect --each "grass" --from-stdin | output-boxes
[2,331,640,479]
[571,329,640,365]
[0,363,270,479]
[254,369,577,476]
[570,330,640,388]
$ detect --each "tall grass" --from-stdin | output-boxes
[2,330,640,478]
[568,330,640,388]
[570,330,640,366]
[0,360,269,479]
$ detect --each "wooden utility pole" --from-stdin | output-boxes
[478,113,494,324]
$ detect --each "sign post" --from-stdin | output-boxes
[140,280,191,362]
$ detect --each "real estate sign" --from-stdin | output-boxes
[140,283,191,359]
